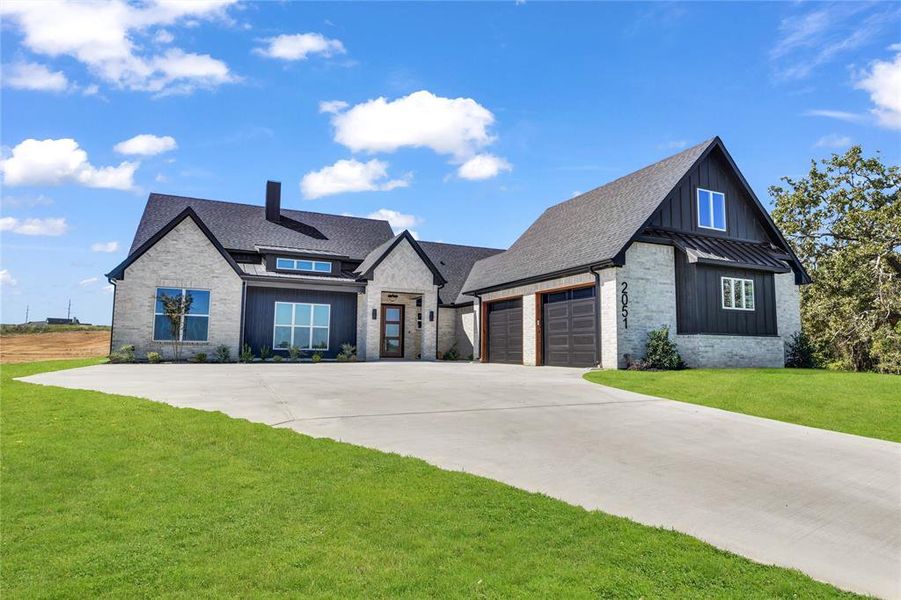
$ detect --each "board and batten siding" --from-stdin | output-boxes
[645,148,770,243]
[242,286,357,358]
[675,252,777,336]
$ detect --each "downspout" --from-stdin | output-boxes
[238,280,247,355]
[589,266,603,369]
[108,280,117,356]
[472,292,482,362]
[434,282,445,360]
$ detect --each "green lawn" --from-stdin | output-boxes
[2,360,856,598]
[585,368,901,443]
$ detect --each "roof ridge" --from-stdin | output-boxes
[418,240,504,252]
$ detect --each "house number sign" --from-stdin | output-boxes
[620,281,629,329]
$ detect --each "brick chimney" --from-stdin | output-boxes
[265,180,281,223]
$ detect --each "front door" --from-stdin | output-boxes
[380,304,404,358]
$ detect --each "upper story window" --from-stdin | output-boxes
[275,257,332,273]
[153,288,210,342]
[721,277,754,311]
[697,188,726,231]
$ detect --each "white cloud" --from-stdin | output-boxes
[79,276,99,287]
[457,154,512,180]
[814,133,852,148]
[91,241,120,253]
[656,140,687,151]
[114,134,177,156]
[0,194,54,208]
[254,33,345,61]
[301,159,410,200]
[103,284,114,294]
[2,60,69,92]
[154,29,174,44]
[319,99,349,114]
[0,216,68,236]
[856,52,901,129]
[0,138,137,190]
[0,269,17,287]
[0,0,238,95]
[366,208,422,234]
[330,90,497,159]
[803,109,867,124]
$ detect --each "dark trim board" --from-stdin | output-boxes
[242,286,357,359]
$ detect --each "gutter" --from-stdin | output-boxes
[463,259,617,297]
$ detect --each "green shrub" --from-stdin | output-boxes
[108,344,135,364]
[192,352,207,363]
[272,354,283,363]
[785,331,817,369]
[288,345,302,361]
[642,326,684,370]
[239,343,254,363]
[336,343,356,362]
[214,344,231,363]
[259,346,272,361]
[311,352,322,363]
[442,345,460,361]
[146,351,161,364]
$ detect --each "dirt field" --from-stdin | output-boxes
[0,331,110,363]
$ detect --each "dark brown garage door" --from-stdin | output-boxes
[543,287,597,367]
[487,298,523,364]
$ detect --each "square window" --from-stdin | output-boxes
[186,290,210,315]
[155,287,182,313]
[274,326,292,348]
[275,303,293,325]
[183,316,209,341]
[698,188,726,231]
[314,262,331,272]
[298,260,314,271]
[312,304,329,327]
[721,277,754,311]
[294,304,311,326]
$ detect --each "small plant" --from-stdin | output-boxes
[108,344,136,363]
[336,343,356,362]
[288,345,302,361]
[215,344,231,363]
[311,352,322,363]
[259,346,272,361]
[785,331,817,369]
[642,326,684,370]
[272,354,283,363]
[192,352,207,363]
[146,351,161,364]
[443,344,460,361]
[239,343,254,363]
[467,353,474,361]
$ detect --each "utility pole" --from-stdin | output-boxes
[67,299,71,321]
[25,305,29,324]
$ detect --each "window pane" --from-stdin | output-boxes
[274,326,292,348]
[276,258,294,270]
[183,316,209,341]
[697,190,712,227]
[384,338,400,353]
[712,193,726,230]
[385,323,400,337]
[312,304,329,327]
[298,260,314,271]
[275,303,293,325]
[154,314,176,340]
[314,261,331,272]
[311,327,328,349]
[186,290,210,315]
[385,307,401,321]
[744,281,755,310]
[722,279,733,308]
[294,326,311,349]
[295,304,311,326]
[155,287,182,313]
[734,280,743,308]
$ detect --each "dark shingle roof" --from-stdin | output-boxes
[462,138,716,294]
[419,241,503,305]
[131,194,395,259]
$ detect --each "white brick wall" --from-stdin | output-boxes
[676,334,784,368]
[455,306,476,359]
[437,306,456,357]
[111,217,243,360]
[775,271,801,360]
[522,293,537,366]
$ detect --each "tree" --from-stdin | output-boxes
[770,146,900,373]
[158,291,193,362]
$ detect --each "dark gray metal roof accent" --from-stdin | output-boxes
[418,241,503,305]
[131,193,395,259]
[462,138,716,295]
[641,229,792,273]
[354,231,448,286]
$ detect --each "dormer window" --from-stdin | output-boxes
[275,257,332,273]
[697,188,726,231]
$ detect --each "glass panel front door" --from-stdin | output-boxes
[381,304,404,358]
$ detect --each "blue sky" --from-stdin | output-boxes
[1,1,899,325]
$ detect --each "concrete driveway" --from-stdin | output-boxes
[22,362,901,598]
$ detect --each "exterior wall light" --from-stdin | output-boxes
[372,308,378,320]
[429,310,434,322]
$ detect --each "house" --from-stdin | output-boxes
[107,136,808,368]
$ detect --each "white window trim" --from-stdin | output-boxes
[697,188,727,231]
[721,277,755,311]
[272,301,331,351]
[275,257,332,273]
[152,287,211,342]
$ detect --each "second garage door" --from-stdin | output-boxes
[487,298,523,364]
[543,287,597,367]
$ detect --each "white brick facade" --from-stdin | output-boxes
[775,271,801,359]
[111,217,243,359]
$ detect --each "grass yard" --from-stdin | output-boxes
[2,360,856,598]
[585,368,901,443]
